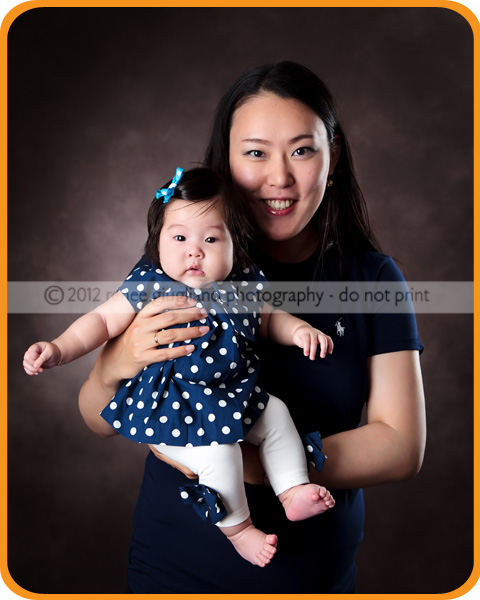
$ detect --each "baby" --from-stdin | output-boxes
[24,167,334,567]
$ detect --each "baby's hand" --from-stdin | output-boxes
[23,341,61,375]
[293,325,334,360]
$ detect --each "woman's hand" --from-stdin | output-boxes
[78,295,210,436]
[148,445,198,479]
[102,295,210,385]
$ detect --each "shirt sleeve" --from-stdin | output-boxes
[117,255,168,313]
[366,255,424,356]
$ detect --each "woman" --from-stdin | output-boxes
[78,62,426,593]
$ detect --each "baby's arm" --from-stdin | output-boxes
[259,303,333,360]
[23,291,135,375]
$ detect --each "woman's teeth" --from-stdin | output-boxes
[264,199,294,210]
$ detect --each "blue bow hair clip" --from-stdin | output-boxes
[156,167,184,203]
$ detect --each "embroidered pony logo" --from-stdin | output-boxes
[335,319,345,337]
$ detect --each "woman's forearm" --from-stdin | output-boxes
[78,346,120,438]
[312,421,424,489]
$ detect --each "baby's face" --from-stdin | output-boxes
[158,197,234,288]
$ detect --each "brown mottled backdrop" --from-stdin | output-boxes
[7,7,473,594]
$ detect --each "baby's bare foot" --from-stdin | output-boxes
[221,520,278,567]
[280,484,335,522]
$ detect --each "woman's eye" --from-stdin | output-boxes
[293,146,315,157]
[174,235,186,242]
[205,237,218,244]
[246,150,266,159]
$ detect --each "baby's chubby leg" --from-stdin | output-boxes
[246,395,334,522]
[156,442,277,567]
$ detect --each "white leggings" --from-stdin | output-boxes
[155,395,309,527]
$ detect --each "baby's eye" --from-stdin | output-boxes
[205,237,218,244]
[293,146,316,157]
[246,150,266,159]
[174,235,186,242]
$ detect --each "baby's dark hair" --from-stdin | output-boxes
[144,167,252,273]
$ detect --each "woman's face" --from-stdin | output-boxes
[229,93,338,248]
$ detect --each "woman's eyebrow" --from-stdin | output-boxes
[241,134,314,145]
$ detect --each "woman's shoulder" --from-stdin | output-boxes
[345,250,407,283]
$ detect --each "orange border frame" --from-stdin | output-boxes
[1,1,478,599]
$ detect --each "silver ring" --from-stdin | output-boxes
[154,332,159,345]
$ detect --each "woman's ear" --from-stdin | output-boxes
[329,134,341,175]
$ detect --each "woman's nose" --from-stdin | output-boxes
[267,156,294,188]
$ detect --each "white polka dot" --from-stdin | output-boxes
[219,348,227,356]
[175,373,183,379]
[196,402,203,410]
[121,288,129,294]
[181,491,189,499]
[163,391,169,398]
[113,420,121,429]
[248,367,255,374]
[204,388,212,396]
[182,391,190,399]
[218,400,227,407]
[214,372,221,379]
[139,387,143,395]
[109,401,117,410]
[255,386,261,393]
[172,429,181,437]
[206,357,214,364]
[232,336,237,344]
[126,397,133,406]
[258,402,265,410]
[210,441,218,446]
[152,401,158,409]
[137,401,144,409]
[232,307,238,314]
[154,283,160,291]
[241,280,248,287]
[243,319,249,326]
[159,416,168,423]
[137,284,144,291]
[172,402,180,410]
[194,288,202,295]
[228,393,235,398]
[210,308,217,316]
[130,427,137,435]
[244,417,252,425]
[307,445,314,453]
[233,412,241,420]
[185,416,193,424]
[191,365,199,373]
[145,428,154,437]
[221,322,228,330]
[222,426,231,435]
[197,428,205,436]
[136,302,143,309]
[256,283,264,290]
[208,413,216,422]
[230,362,237,369]
[201,342,209,349]
[125,380,132,387]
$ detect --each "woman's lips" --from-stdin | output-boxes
[262,198,297,215]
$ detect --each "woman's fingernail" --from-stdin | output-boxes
[199,326,209,334]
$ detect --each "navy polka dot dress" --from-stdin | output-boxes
[100,255,270,447]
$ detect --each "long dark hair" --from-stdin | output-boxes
[144,167,252,272]
[203,61,380,261]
